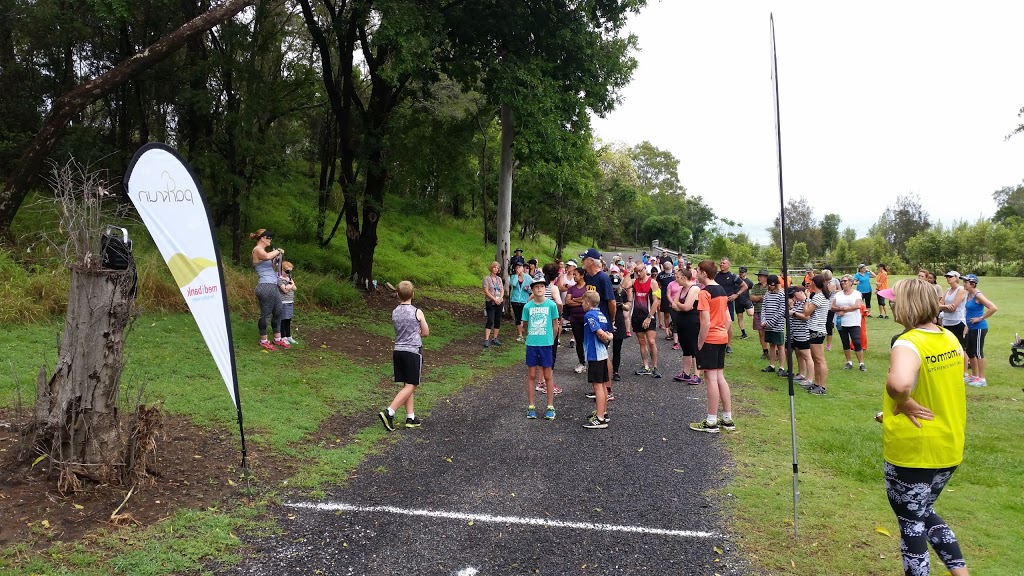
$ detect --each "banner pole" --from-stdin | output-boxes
[771,13,799,538]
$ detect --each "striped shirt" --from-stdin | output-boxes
[790,300,809,342]
[808,292,829,334]
[761,290,787,332]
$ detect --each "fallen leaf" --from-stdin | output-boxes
[73,504,84,510]
[320,344,328,349]
[874,527,892,537]
[227,479,236,486]
[31,454,47,468]
[791,560,796,568]
[467,520,474,526]
[713,546,723,554]
[637,447,644,452]
[673,469,685,473]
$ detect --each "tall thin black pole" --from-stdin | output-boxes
[770,13,798,538]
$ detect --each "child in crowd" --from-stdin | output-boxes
[278,261,298,344]
[524,280,560,420]
[788,286,811,383]
[760,275,787,376]
[581,292,613,429]
[378,281,430,432]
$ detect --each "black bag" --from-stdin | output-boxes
[101,225,132,270]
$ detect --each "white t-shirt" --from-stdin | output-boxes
[833,290,863,328]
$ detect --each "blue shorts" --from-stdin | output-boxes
[526,344,554,368]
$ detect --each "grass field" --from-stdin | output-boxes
[719,276,1024,575]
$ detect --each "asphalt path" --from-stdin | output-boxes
[224,329,751,576]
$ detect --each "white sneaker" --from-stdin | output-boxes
[574,363,585,374]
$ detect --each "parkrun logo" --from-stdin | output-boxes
[136,171,195,204]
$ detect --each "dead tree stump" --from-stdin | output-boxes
[27,265,135,489]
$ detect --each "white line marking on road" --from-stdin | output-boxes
[286,501,719,539]
[454,567,479,576]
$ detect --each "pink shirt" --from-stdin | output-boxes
[667,280,683,306]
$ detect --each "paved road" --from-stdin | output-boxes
[224,333,750,576]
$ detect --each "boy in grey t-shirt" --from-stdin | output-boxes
[379,281,430,432]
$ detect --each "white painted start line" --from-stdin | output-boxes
[286,501,720,539]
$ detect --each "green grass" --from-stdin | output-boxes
[721,276,1024,574]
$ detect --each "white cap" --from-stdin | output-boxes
[944,270,960,278]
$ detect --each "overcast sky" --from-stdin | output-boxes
[591,1,1024,245]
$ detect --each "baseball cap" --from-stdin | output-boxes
[786,285,803,298]
[767,274,780,286]
[579,248,602,260]
[944,270,960,278]
[738,266,748,273]
[514,247,523,253]
[858,263,866,269]
[514,260,525,267]
[610,274,622,286]
[877,288,895,301]
[566,259,578,267]
[963,273,979,284]
[756,268,770,276]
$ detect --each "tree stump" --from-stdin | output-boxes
[26,265,135,489]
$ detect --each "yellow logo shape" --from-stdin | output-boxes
[167,253,217,288]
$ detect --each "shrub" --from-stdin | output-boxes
[310,277,361,308]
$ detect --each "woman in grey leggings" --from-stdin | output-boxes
[251,229,288,351]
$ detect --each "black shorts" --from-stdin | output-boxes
[793,339,811,350]
[808,333,826,345]
[631,314,657,333]
[727,300,736,320]
[696,343,727,371]
[393,350,422,385]
[943,322,967,351]
[966,328,987,359]
[587,359,610,384]
[678,319,700,357]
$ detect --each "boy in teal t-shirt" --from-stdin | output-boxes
[523,281,561,420]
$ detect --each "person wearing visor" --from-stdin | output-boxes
[250,229,289,351]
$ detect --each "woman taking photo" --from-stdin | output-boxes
[482,261,504,348]
[832,274,865,371]
[962,274,996,387]
[250,229,288,351]
[879,279,969,576]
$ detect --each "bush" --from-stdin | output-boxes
[310,277,361,308]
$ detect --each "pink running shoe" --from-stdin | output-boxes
[672,343,680,350]
[274,338,291,350]
[259,340,277,351]
[552,386,563,395]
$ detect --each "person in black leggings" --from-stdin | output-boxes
[482,261,504,348]
[610,273,628,384]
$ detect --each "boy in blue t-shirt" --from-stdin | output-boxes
[581,292,613,429]
[523,281,561,420]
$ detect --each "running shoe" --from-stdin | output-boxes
[544,406,556,420]
[516,335,524,342]
[760,351,769,360]
[963,374,974,384]
[635,366,653,376]
[378,410,395,432]
[552,386,563,395]
[726,345,732,354]
[568,339,576,348]
[793,374,806,382]
[967,378,988,387]
[672,343,680,350]
[273,338,291,349]
[689,419,720,433]
[526,405,537,419]
[777,368,790,378]
[574,363,585,374]
[651,368,663,379]
[259,340,277,352]
[673,372,690,382]
[585,391,597,400]
[807,384,827,395]
[761,365,776,373]
[688,374,702,385]
[877,314,885,318]
[582,416,608,429]
[843,361,853,370]
[720,418,736,431]
[589,410,610,422]
[740,333,749,340]
[825,345,832,352]
[665,334,674,341]
[405,417,422,428]
[606,392,615,401]
[483,340,490,349]
[491,338,503,346]
[535,383,546,393]
[287,337,298,345]
[859,363,867,372]
[612,372,621,381]
[798,379,815,390]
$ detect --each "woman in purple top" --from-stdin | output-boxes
[564,267,589,373]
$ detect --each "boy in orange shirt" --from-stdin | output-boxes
[690,260,735,433]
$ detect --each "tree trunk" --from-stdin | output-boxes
[0,0,256,235]
[27,266,135,489]
[495,104,514,286]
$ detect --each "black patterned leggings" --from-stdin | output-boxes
[256,283,283,337]
[884,462,966,576]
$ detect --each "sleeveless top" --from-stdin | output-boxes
[964,292,987,330]
[884,328,966,468]
[678,285,700,324]
[941,286,966,326]
[254,259,278,284]
[393,304,422,353]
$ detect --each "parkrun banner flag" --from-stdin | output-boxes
[124,143,247,464]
